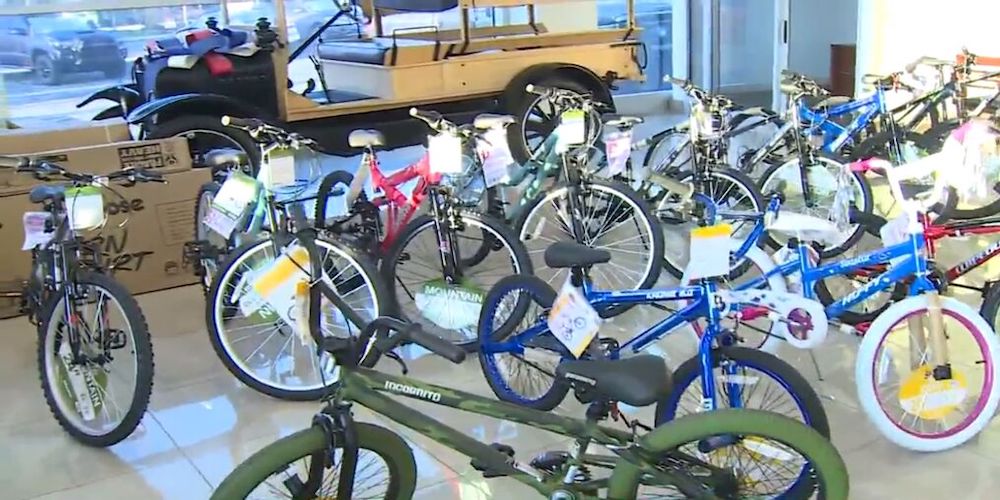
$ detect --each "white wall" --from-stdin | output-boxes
[856,0,1000,92]
[788,0,857,83]
[718,0,775,90]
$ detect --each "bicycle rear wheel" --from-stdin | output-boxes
[194,181,228,293]
[38,272,153,447]
[211,422,417,500]
[607,409,849,499]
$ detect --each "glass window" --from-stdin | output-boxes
[601,0,673,94]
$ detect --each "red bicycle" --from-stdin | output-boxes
[315,108,531,350]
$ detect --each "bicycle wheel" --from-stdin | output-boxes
[759,152,873,257]
[659,167,764,279]
[38,272,153,447]
[682,246,790,354]
[516,179,663,316]
[382,212,531,350]
[313,169,355,226]
[211,422,417,500]
[477,274,570,411]
[654,347,829,498]
[207,237,386,401]
[607,409,849,500]
[643,129,692,174]
[194,181,229,293]
[856,294,1000,452]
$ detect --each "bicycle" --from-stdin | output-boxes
[0,156,163,447]
[199,117,388,401]
[309,109,532,351]
[212,312,849,498]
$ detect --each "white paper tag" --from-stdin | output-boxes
[66,188,105,232]
[428,133,463,174]
[206,172,257,238]
[546,280,600,358]
[685,224,732,280]
[241,245,312,343]
[204,207,241,239]
[22,211,53,250]
[604,130,632,177]
[480,128,514,187]
[264,149,296,188]
[58,341,98,422]
[555,109,586,153]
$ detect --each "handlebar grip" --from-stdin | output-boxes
[405,324,466,364]
[221,116,260,129]
[525,84,550,95]
[134,169,166,183]
[662,75,689,88]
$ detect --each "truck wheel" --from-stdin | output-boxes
[147,115,261,176]
[505,74,611,165]
[33,54,61,85]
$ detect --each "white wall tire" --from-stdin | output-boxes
[855,295,1000,452]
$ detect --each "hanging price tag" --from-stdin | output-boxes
[480,128,514,187]
[555,108,586,153]
[263,148,296,188]
[546,280,601,358]
[22,211,53,250]
[241,245,313,343]
[685,224,732,280]
[205,171,257,238]
[428,133,463,174]
[604,130,632,177]
[65,186,105,231]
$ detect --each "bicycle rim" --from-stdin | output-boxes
[211,239,381,394]
[42,283,142,438]
[519,182,657,291]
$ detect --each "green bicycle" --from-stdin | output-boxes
[211,216,849,499]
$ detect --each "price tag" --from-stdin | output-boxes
[65,186,105,231]
[57,340,105,421]
[480,128,514,187]
[263,148,296,188]
[555,108,586,153]
[685,224,732,280]
[205,171,257,238]
[546,280,601,358]
[428,133,463,174]
[22,211,53,250]
[604,130,632,177]
[241,244,313,344]
[898,364,968,420]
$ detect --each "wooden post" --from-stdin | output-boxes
[626,0,635,30]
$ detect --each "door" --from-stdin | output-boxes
[0,17,25,66]
[709,0,788,109]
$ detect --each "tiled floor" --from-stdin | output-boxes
[7,113,1000,498]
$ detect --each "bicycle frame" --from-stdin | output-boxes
[356,149,438,253]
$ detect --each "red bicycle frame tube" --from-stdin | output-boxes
[363,150,442,253]
[923,217,1000,282]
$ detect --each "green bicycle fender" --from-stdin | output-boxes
[604,409,849,500]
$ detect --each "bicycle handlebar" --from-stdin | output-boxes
[0,155,167,186]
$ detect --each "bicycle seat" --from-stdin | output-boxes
[601,114,644,128]
[203,148,248,169]
[348,129,386,148]
[557,355,671,407]
[28,185,65,204]
[801,95,852,110]
[766,211,842,245]
[473,113,516,130]
[544,241,611,269]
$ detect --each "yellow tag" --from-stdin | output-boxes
[253,246,310,298]
[555,108,586,152]
[898,365,968,420]
[691,223,732,239]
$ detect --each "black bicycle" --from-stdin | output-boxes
[0,156,164,447]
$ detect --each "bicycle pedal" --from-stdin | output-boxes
[470,442,515,478]
[529,451,570,474]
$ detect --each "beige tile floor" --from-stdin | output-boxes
[5,223,1000,500]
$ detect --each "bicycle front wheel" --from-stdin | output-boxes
[607,409,849,499]
[211,422,417,499]
[38,272,153,447]
[516,179,663,314]
[207,237,386,400]
[856,294,1000,452]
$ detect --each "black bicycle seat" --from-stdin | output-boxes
[557,355,671,407]
[203,149,248,169]
[601,113,643,128]
[543,241,611,269]
[28,185,65,204]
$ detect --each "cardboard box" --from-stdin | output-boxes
[0,118,130,153]
[0,167,212,318]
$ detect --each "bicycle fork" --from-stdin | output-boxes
[907,291,951,376]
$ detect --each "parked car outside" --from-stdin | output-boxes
[0,14,127,85]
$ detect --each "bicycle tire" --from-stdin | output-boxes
[381,211,531,351]
[661,166,765,279]
[313,169,356,228]
[515,179,663,318]
[207,237,387,401]
[758,152,873,258]
[642,128,692,174]
[606,409,849,500]
[477,274,568,411]
[979,282,1000,334]
[211,422,417,499]
[38,271,154,447]
[194,181,227,294]
[856,294,1000,452]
